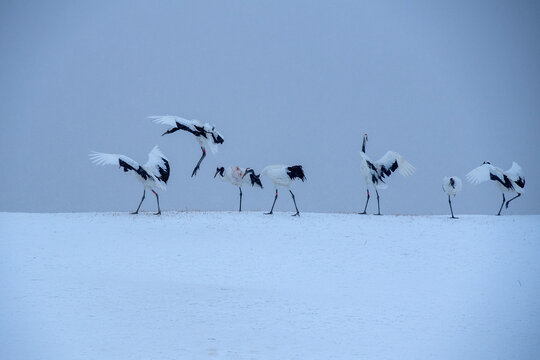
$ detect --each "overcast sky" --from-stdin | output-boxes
[1,0,538,215]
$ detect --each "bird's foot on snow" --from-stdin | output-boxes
[292,212,300,217]
[358,211,367,215]
[154,211,161,216]
[450,216,459,219]
[130,211,139,215]
[264,212,273,215]
[374,213,382,216]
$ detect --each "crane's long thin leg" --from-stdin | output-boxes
[191,147,206,177]
[131,189,146,214]
[152,189,161,215]
[449,195,458,219]
[497,193,506,216]
[290,190,300,216]
[375,189,381,215]
[265,189,278,215]
[505,193,521,209]
[359,189,370,214]
[239,187,243,212]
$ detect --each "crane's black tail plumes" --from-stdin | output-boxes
[287,165,306,182]
[249,172,263,189]
[156,158,170,184]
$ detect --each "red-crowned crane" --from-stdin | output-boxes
[359,134,415,215]
[442,176,462,219]
[89,146,170,215]
[214,166,263,212]
[466,161,525,215]
[245,165,306,216]
[150,115,224,177]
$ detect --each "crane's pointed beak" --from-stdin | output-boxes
[214,169,219,178]
[242,169,250,179]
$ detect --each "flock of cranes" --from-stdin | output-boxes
[440,161,526,217]
[90,115,526,217]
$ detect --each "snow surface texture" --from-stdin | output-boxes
[1,212,539,360]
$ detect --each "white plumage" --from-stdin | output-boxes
[214,166,263,212]
[150,115,224,177]
[260,165,294,188]
[442,176,462,219]
[358,134,415,215]
[255,164,306,216]
[89,146,170,214]
[442,176,462,196]
[215,166,248,187]
[466,162,525,215]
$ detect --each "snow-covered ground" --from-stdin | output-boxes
[1,212,539,359]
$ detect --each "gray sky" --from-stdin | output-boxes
[1,0,539,215]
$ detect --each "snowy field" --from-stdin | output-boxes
[1,212,539,360]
